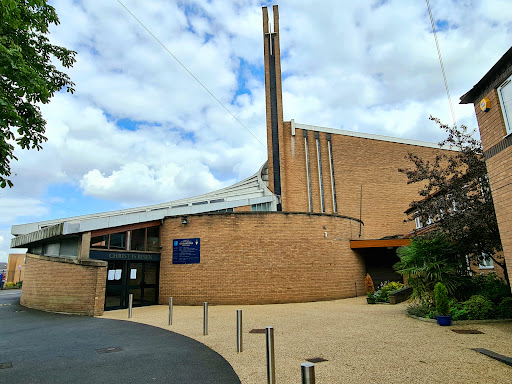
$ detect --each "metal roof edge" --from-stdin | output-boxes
[12,164,274,236]
[292,122,455,150]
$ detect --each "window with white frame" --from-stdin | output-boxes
[478,253,494,269]
[497,74,512,135]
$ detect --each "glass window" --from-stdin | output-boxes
[29,246,43,255]
[146,226,160,252]
[59,238,78,257]
[109,232,127,250]
[251,202,271,212]
[91,235,108,249]
[498,75,512,135]
[131,228,146,251]
[479,253,494,269]
[44,243,60,256]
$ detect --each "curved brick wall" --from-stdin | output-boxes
[21,254,107,316]
[160,212,366,305]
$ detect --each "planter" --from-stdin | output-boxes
[367,297,376,304]
[436,315,452,326]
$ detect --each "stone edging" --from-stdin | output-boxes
[407,313,512,325]
[27,253,107,267]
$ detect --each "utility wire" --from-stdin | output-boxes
[426,0,457,127]
[116,0,266,148]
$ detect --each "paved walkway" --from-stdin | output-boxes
[0,290,240,384]
[103,297,512,384]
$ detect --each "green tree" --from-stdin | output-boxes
[395,233,466,302]
[434,282,449,316]
[399,117,507,285]
[0,0,76,187]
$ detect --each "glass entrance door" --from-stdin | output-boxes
[127,262,159,306]
[105,261,126,310]
[105,261,159,310]
[142,262,158,305]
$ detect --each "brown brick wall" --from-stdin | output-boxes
[474,88,512,288]
[279,126,453,239]
[483,145,512,286]
[475,89,508,150]
[159,212,366,305]
[7,253,25,283]
[234,205,252,212]
[20,254,107,316]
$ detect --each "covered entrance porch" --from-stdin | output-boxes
[89,249,161,311]
[350,238,410,287]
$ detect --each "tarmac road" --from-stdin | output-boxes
[0,290,240,384]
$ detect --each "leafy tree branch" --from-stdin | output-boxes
[0,0,76,187]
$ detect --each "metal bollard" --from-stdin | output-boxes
[128,294,133,319]
[266,326,275,384]
[301,362,315,384]
[168,297,173,325]
[236,310,243,353]
[203,302,208,336]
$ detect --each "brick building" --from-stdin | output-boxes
[11,6,455,315]
[6,253,25,284]
[460,46,512,290]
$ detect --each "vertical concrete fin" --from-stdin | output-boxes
[262,5,284,211]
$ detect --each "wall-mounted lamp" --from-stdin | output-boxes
[181,217,188,225]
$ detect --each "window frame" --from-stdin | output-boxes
[497,74,512,136]
[90,225,160,253]
[478,253,495,270]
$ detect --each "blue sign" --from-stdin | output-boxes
[173,238,200,264]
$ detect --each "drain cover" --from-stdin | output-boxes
[306,357,328,363]
[96,347,123,354]
[0,362,13,369]
[249,329,267,334]
[452,329,484,334]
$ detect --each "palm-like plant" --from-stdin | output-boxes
[394,232,466,303]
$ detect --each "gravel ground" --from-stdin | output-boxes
[102,297,512,383]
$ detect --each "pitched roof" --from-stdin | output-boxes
[460,46,512,104]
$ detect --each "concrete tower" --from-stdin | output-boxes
[262,5,285,211]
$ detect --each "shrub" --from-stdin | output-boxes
[373,281,404,302]
[448,300,469,321]
[365,274,375,295]
[5,282,14,288]
[497,297,512,319]
[407,303,435,318]
[464,295,495,320]
[381,281,404,301]
[15,281,22,288]
[395,233,466,303]
[434,282,450,316]
[477,274,510,304]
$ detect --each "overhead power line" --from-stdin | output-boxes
[425,0,457,127]
[116,0,266,148]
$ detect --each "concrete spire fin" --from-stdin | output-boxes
[262,5,285,211]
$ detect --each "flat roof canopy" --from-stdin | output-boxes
[350,239,410,249]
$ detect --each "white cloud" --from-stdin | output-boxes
[1,0,511,260]
[0,198,49,225]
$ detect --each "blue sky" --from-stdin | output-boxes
[1,0,512,261]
